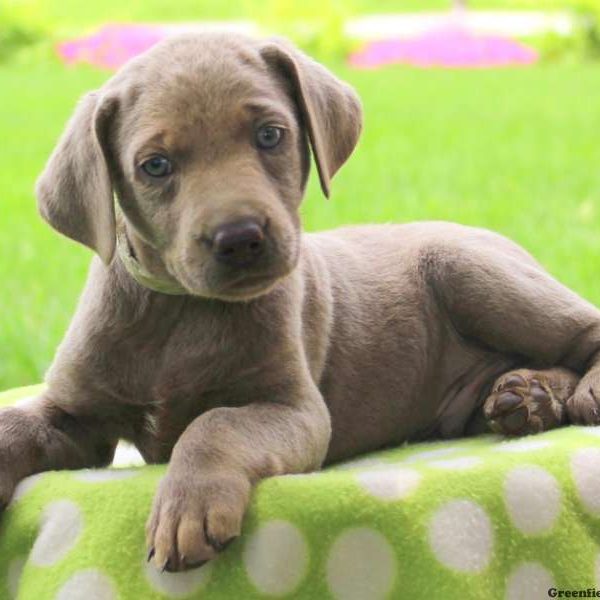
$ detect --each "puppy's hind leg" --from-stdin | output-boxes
[483,367,580,436]
[565,356,600,425]
[425,238,600,434]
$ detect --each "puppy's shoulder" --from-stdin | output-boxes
[305,221,540,280]
[308,221,528,256]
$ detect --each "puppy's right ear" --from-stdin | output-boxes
[36,92,118,265]
[260,40,362,198]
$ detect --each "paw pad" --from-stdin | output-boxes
[484,370,566,436]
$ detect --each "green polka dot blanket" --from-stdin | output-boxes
[2,385,600,600]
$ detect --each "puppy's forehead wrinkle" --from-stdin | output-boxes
[132,71,278,135]
[128,93,294,168]
[134,131,170,155]
[109,36,299,166]
[241,100,294,123]
[113,35,283,118]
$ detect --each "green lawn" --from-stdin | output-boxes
[1,55,600,390]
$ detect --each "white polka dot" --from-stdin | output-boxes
[30,500,83,566]
[506,562,555,600]
[404,447,465,463]
[11,473,46,504]
[582,426,600,437]
[144,559,212,598]
[243,520,308,596]
[504,466,561,535]
[427,457,483,470]
[279,473,317,480]
[335,458,385,471]
[112,442,145,468]
[7,557,25,598]
[428,499,493,572]
[327,527,396,600]
[495,439,553,453]
[55,569,117,600]
[357,467,421,500]
[571,448,600,516]
[75,469,138,483]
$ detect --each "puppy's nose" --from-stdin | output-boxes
[212,219,265,267]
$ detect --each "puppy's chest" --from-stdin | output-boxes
[102,294,283,458]
[135,328,267,457]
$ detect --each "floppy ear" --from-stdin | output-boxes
[260,40,363,198]
[36,92,118,265]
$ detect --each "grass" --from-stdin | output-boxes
[1,54,600,390]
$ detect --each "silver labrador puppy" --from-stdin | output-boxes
[2,33,599,572]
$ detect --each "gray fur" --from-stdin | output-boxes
[1,33,598,571]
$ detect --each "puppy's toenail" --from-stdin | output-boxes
[210,535,237,553]
[147,547,155,562]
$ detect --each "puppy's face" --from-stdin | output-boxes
[37,34,362,301]
[114,40,306,300]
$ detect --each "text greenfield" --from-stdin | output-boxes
[548,589,600,598]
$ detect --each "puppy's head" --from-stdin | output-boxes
[36,33,362,301]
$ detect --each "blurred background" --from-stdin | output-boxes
[1,0,600,390]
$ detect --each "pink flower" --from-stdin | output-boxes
[349,26,538,70]
[57,24,166,70]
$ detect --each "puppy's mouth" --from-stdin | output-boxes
[172,261,291,301]
[218,270,284,298]
[214,241,300,300]
[168,234,300,301]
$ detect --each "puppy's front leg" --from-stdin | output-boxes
[146,380,330,572]
[0,396,117,510]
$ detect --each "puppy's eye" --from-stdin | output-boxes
[140,155,172,178]
[255,125,283,150]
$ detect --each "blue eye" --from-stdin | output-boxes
[141,155,172,177]
[256,126,283,150]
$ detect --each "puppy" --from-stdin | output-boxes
[2,33,599,572]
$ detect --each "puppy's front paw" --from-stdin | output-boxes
[146,471,250,572]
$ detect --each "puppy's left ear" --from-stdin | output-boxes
[260,40,363,197]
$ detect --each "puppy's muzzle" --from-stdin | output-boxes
[211,219,265,268]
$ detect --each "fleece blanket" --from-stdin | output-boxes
[1,385,600,600]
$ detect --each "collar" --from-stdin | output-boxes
[116,225,188,296]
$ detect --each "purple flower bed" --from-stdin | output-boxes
[56,22,538,71]
[349,25,538,69]
[58,24,166,70]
